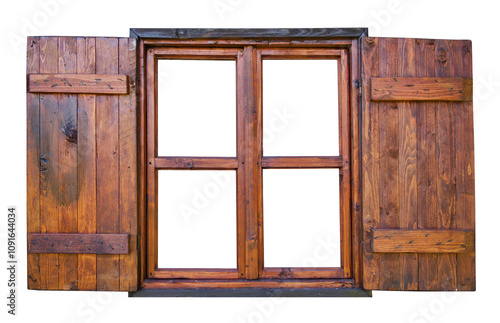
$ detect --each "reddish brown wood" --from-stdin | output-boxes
[361,37,381,290]
[372,230,474,253]
[145,48,158,279]
[338,50,352,278]
[27,36,41,290]
[95,37,120,291]
[435,39,458,291]
[76,36,97,291]
[137,38,147,288]
[119,37,138,291]
[362,37,475,291]
[28,234,129,254]
[371,77,472,101]
[153,269,239,279]
[416,38,439,291]
[378,37,401,290]
[453,40,475,291]
[261,268,344,279]
[142,278,356,290]
[57,36,79,290]
[398,38,418,291]
[155,157,238,169]
[28,73,129,94]
[261,156,342,168]
[39,36,59,290]
[349,38,363,287]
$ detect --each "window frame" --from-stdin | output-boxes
[135,29,366,296]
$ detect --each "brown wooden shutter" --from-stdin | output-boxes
[27,36,138,291]
[361,37,475,291]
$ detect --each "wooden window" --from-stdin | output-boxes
[26,29,475,296]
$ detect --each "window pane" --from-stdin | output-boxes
[158,170,237,268]
[263,59,339,156]
[263,169,340,267]
[157,60,236,157]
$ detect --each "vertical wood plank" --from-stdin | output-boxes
[242,46,260,279]
[377,37,401,290]
[27,36,41,290]
[339,51,352,277]
[145,48,157,278]
[416,39,439,290]
[137,39,147,287]
[361,37,380,290]
[96,37,120,291]
[350,39,363,286]
[57,36,79,290]
[119,38,138,291]
[236,49,246,279]
[77,37,97,291]
[39,36,59,290]
[454,40,475,291]
[397,38,418,290]
[435,39,457,290]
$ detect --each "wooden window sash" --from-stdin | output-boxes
[142,39,362,289]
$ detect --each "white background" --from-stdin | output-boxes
[1,0,499,322]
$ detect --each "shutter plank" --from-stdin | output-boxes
[96,38,121,291]
[28,73,128,94]
[397,38,418,291]
[453,40,475,290]
[57,36,79,290]
[39,37,59,290]
[118,38,138,291]
[27,36,41,290]
[435,39,458,291]
[377,37,401,290]
[416,39,440,291]
[361,37,380,290]
[77,37,98,290]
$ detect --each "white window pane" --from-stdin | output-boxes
[263,59,339,156]
[157,60,236,157]
[263,169,340,267]
[158,170,237,268]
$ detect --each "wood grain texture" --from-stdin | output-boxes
[28,234,129,254]
[377,37,401,290]
[361,37,380,290]
[371,77,472,101]
[27,36,41,290]
[76,36,97,291]
[416,38,439,291]
[28,73,129,94]
[57,36,79,290]
[118,37,138,291]
[95,37,120,291]
[361,37,475,291]
[372,230,474,253]
[131,28,368,39]
[261,156,342,168]
[453,40,475,291]
[155,157,238,169]
[38,36,59,290]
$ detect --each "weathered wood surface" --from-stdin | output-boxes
[131,28,368,39]
[28,73,129,94]
[28,234,129,254]
[361,37,475,291]
[26,37,137,291]
[372,230,474,253]
[371,77,472,101]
